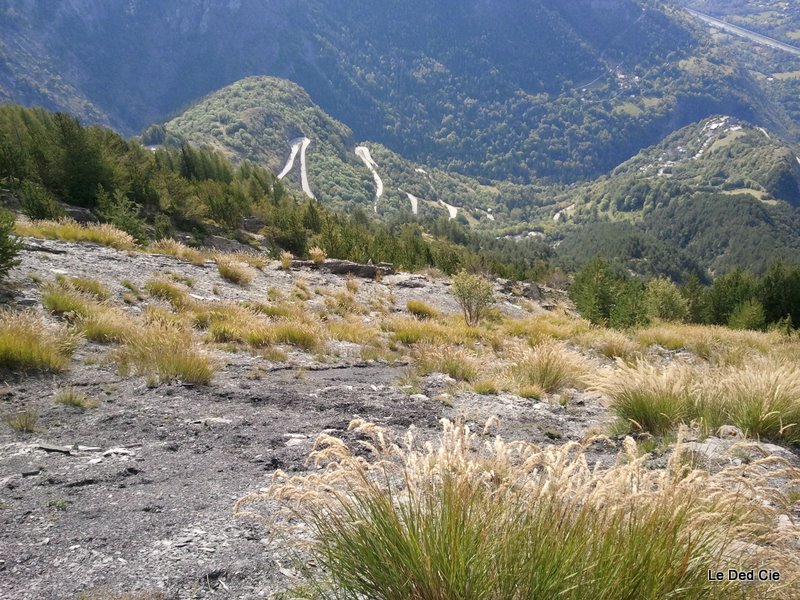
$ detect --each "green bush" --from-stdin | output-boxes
[728,298,766,331]
[645,277,689,322]
[0,209,21,280]
[451,271,494,326]
[20,181,64,220]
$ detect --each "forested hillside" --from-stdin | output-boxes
[0,0,791,184]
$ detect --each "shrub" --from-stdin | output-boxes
[216,257,254,286]
[451,271,494,326]
[645,277,688,322]
[728,298,766,331]
[20,181,64,220]
[237,419,800,600]
[0,208,21,280]
[0,310,77,371]
[406,299,438,319]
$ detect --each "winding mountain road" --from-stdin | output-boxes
[355,146,384,213]
[686,8,800,57]
[277,137,315,200]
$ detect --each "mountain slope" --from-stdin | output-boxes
[0,0,789,184]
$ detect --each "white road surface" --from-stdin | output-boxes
[277,136,315,199]
[405,192,419,215]
[355,146,384,212]
[440,200,459,219]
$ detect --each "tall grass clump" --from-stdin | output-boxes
[144,279,191,309]
[414,344,478,382]
[0,310,77,372]
[594,361,698,436]
[15,218,136,250]
[41,284,94,318]
[148,239,207,265]
[237,419,800,599]
[114,324,214,385]
[507,340,587,393]
[216,257,255,286]
[406,299,438,319]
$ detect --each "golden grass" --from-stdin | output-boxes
[64,276,110,300]
[504,312,591,346]
[279,250,293,270]
[406,299,438,319]
[114,324,215,385]
[0,310,78,372]
[4,410,39,432]
[237,419,800,599]
[595,357,800,445]
[15,218,136,250]
[327,318,381,345]
[216,257,255,286]
[576,328,641,361]
[308,246,327,264]
[635,323,783,362]
[506,340,588,393]
[78,305,135,343]
[384,316,478,346]
[324,291,362,316]
[414,344,478,382]
[144,279,191,309]
[54,387,97,409]
[41,283,94,318]
[147,239,207,265]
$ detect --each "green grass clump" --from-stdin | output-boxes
[473,379,499,395]
[271,322,323,351]
[237,419,800,599]
[4,410,39,433]
[66,276,110,300]
[144,279,191,309]
[406,299,438,319]
[115,324,214,385]
[54,387,97,409]
[41,284,93,318]
[0,310,77,372]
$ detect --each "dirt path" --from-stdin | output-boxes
[276,138,302,180]
[355,146,384,213]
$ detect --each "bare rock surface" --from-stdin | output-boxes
[1,237,795,598]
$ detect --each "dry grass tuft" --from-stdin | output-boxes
[327,318,381,345]
[596,358,800,446]
[216,257,255,286]
[4,410,39,433]
[114,324,215,385]
[576,328,640,361]
[507,340,588,393]
[406,299,438,319]
[237,419,800,599]
[308,246,327,264]
[0,310,78,372]
[148,239,207,265]
[65,276,111,300]
[54,387,97,409]
[414,344,478,382]
[504,313,591,345]
[279,250,293,270]
[144,279,191,309]
[15,218,136,250]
